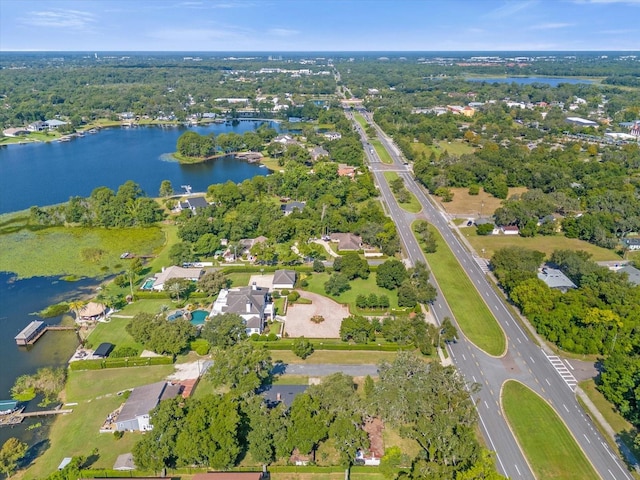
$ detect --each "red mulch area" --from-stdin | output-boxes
[364,417,384,458]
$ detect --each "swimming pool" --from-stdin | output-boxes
[141,278,155,290]
[190,310,208,326]
[167,309,208,325]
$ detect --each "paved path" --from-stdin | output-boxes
[284,291,348,338]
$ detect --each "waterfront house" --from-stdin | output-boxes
[152,266,203,291]
[115,382,182,432]
[177,196,209,214]
[27,121,47,132]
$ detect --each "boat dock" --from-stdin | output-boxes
[0,407,73,427]
[15,321,76,346]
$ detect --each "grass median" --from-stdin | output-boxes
[502,380,599,480]
[370,138,393,164]
[383,172,422,213]
[417,222,506,356]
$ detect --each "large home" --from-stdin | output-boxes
[261,385,308,408]
[151,266,203,291]
[273,134,298,146]
[330,232,363,251]
[537,267,577,293]
[27,121,47,132]
[210,284,272,335]
[177,196,209,214]
[115,382,182,432]
[281,201,306,216]
[45,119,68,130]
[323,131,342,141]
[273,269,297,289]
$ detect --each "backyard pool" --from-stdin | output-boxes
[141,278,155,290]
[167,309,209,325]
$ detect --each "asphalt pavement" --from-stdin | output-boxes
[350,108,633,480]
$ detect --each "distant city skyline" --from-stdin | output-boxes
[1,0,640,52]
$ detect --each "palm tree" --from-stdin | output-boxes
[68,300,87,322]
[167,280,187,302]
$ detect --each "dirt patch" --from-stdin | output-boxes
[364,417,385,458]
[284,291,349,338]
[436,187,528,217]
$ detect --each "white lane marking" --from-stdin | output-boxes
[472,376,477,383]
[517,337,522,344]
[563,404,569,412]
[484,400,489,409]
[462,354,467,361]
[514,464,521,476]
[545,378,551,385]
[583,434,591,444]
[565,360,575,370]
[529,356,535,364]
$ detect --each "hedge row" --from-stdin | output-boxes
[79,465,381,477]
[135,291,209,300]
[69,356,173,370]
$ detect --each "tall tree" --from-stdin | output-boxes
[0,438,28,478]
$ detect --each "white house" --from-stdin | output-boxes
[273,270,297,289]
[210,284,272,335]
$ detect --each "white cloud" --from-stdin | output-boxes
[268,28,300,37]
[529,22,574,29]
[20,9,96,30]
[483,0,538,19]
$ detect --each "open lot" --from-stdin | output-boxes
[284,291,348,338]
[435,186,528,217]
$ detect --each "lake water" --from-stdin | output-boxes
[0,121,276,214]
[466,76,594,86]
[0,272,100,447]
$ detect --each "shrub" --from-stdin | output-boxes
[250,333,261,341]
[288,291,300,302]
[113,431,124,440]
[310,315,325,324]
[271,291,281,299]
[281,289,290,296]
[190,338,210,355]
[267,332,279,342]
[110,346,140,358]
[292,337,314,359]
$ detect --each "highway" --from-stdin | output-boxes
[348,108,633,480]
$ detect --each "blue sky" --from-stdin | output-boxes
[1,0,639,51]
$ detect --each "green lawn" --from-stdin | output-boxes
[303,272,399,314]
[383,172,422,213]
[86,316,144,352]
[0,225,165,279]
[419,223,506,356]
[411,140,475,159]
[464,228,621,261]
[370,138,393,164]
[226,271,253,287]
[353,112,368,129]
[147,223,178,272]
[23,366,174,479]
[502,381,599,480]
[270,349,400,365]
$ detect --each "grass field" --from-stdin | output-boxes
[383,172,422,213]
[370,138,393,164]
[410,140,475,159]
[419,223,506,356]
[0,223,165,279]
[86,316,144,352]
[502,381,599,480]
[434,186,527,217]
[464,227,620,261]
[303,272,399,314]
[23,366,174,479]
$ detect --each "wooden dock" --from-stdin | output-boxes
[0,408,72,427]
[15,323,76,346]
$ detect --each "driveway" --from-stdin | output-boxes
[274,363,378,377]
[248,274,274,289]
[284,291,349,338]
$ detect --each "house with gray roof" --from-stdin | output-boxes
[330,232,363,251]
[261,385,308,408]
[178,196,209,214]
[537,267,577,293]
[281,201,306,216]
[210,284,272,335]
[273,269,297,289]
[115,382,182,431]
[622,238,640,251]
[617,264,640,286]
[152,266,203,291]
[310,146,329,161]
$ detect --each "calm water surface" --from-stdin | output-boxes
[0,272,100,446]
[466,76,594,86]
[0,121,274,214]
